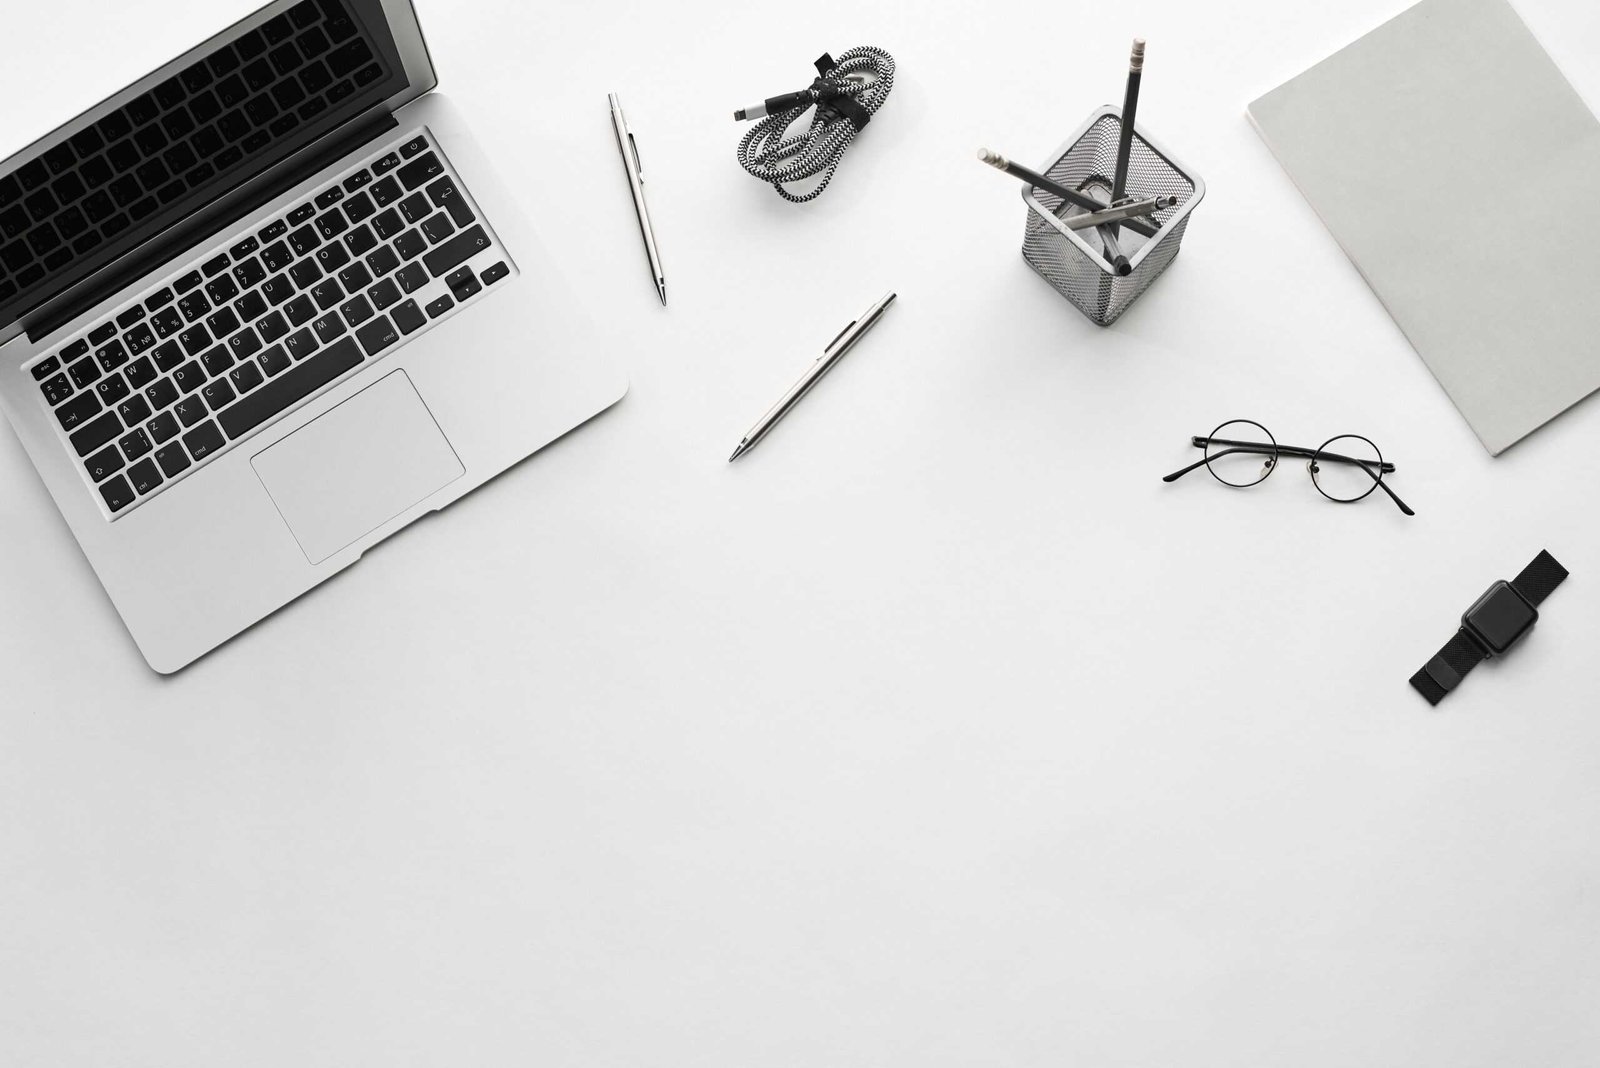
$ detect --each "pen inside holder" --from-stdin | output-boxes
[1020,106,1204,326]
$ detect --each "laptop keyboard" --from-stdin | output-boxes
[26,130,513,517]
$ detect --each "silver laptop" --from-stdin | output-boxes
[0,0,628,672]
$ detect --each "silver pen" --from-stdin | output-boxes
[728,292,897,462]
[608,93,667,305]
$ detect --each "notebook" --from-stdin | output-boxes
[1248,0,1600,455]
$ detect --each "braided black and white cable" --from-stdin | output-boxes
[733,46,896,203]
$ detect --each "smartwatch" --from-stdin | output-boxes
[1410,550,1568,706]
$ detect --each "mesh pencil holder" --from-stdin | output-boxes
[1020,106,1204,326]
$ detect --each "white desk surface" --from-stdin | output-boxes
[3,0,1599,1064]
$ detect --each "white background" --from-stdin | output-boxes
[3,0,1599,1064]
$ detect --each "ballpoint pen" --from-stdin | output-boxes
[608,92,667,305]
[728,292,897,462]
[977,149,1159,239]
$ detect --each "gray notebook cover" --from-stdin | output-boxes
[1248,0,1600,455]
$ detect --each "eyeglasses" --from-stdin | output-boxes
[1162,419,1414,515]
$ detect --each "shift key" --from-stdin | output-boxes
[217,336,363,439]
[423,225,490,278]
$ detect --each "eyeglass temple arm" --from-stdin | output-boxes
[1161,445,1273,482]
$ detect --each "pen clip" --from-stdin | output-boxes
[628,132,643,178]
[824,319,858,355]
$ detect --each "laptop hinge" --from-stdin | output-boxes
[27,110,399,345]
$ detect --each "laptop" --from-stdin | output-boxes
[0,0,628,672]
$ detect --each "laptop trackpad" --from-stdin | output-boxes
[252,371,465,564]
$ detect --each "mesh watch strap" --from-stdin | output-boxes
[1511,549,1568,607]
[1409,630,1488,706]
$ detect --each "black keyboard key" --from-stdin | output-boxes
[179,323,212,354]
[174,270,203,293]
[343,191,374,224]
[312,311,347,344]
[261,240,294,272]
[32,354,62,381]
[338,262,372,292]
[398,192,430,224]
[151,306,184,338]
[399,136,428,159]
[391,299,425,335]
[40,372,73,406]
[232,256,266,288]
[202,254,230,277]
[426,175,473,227]
[314,186,343,209]
[147,410,180,443]
[423,225,490,277]
[184,420,225,460]
[258,219,287,242]
[343,169,372,192]
[218,335,361,439]
[99,474,135,512]
[425,294,454,319]
[287,223,320,256]
[314,209,348,240]
[200,345,234,377]
[481,261,509,286]
[95,341,129,373]
[256,310,289,343]
[396,262,428,294]
[259,344,292,377]
[367,278,400,310]
[397,152,442,190]
[118,426,153,460]
[229,236,259,259]
[445,267,481,302]
[124,356,156,389]
[155,442,191,477]
[70,410,122,455]
[227,327,263,361]
[116,306,144,330]
[311,279,342,310]
[261,273,295,305]
[344,223,376,256]
[394,230,426,261]
[365,244,400,280]
[315,241,350,272]
[145,288,175,312]
[118,394,152,426]
[202,378,236,411]
[206,307,241,338]
[371,207,404,240]
[88,322,117,345]
[230,360,264,393]
[95,374,130,406]
[205,273,240,304]
[420,212,455,245]
[288,258,322,289]
[145,377,179,412]
[370,177,402,211]
[128,457,163,495]
[287,202,315,225]
[355,314,398,356]
[284,294,316,327]
[373,151,402,174]
[55,391,101,431]
[173,360,206,393]
[151,339,184,372]
[339,294,373,326]
[283,327,317,361]
[234,290,268,323]
[123,324,156,355]
[84,443,124,482]
[175,395,208,428]
[177,292,211,323]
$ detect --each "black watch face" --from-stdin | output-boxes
[1464,581,1537,653]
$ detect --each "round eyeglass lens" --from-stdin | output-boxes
[1204,420,1278,487]
[1310,434,1384,502]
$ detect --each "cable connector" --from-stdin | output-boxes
[733,91,813,122]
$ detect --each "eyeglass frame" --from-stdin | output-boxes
[1162,420,1415,516]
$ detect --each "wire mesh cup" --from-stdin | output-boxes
[1020,106,1204,326]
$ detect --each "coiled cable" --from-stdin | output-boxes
[733,47,896,203]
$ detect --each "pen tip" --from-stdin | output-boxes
[728,445,745,462]
[657,281,667,306]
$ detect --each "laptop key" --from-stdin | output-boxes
[344,223,376,256]
[287,223,320,256]
[368,278,400,310]
[175,396,207,427]
[228,327,263,361]
[154,443,191,477]
[206,307,240,338]
[424,294,454,319]
[283,327,317,360]
[370,176,401,207]
[395,262,428,294]
[128,457,163,495]
[422,226,489,278]
[261,240,294,272]
[70,410,122,456]
[95,340,129,372]
[145,378,179,412]
[445,267,481,302]
[205,273,240,305]
[125,356,156,389]
[420,212,454,245]
[391,299,425,335]
[147,411,179,443]
[259,344,291,377]
[366,245,400,279]
[118,427,152,460]
[183,420,225,460]
[89,322,117,345]
[373,151,402,174]
[284,294,316,327]
[40,372,73,406]
[99,474,135,512]
[179,324,212,354]
[174,270,203,293]
[218,335,361,439]
[151,306,184,337]
[55,391,101,431]
[172,360,206,393]
[31,355,62,380]
[230,361,264,393]
[262,273,295,305]
[314,209,348,240]
[234,290,268,322]
[287,202,315,225]
[343,190,374,222]
[312,311,347,344]
[85,443,124,482]
[314,186,343,209]
[398,192,429,224]
[232,257,266,288]
[338,262,371,292]
[202,254,230,277]
[397,152,442,190]
[355,314,398,356]
[258,219,288,242]
[394,230,426,261]
[426,176,473,227]
[200,345,233,377]
[399,136,428,159]
[481,261,509,286]
[257,311,290,343]
[119,395,152,427]
[178,292,211,323]
[95,374,130,406]
[339,294,373,326]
